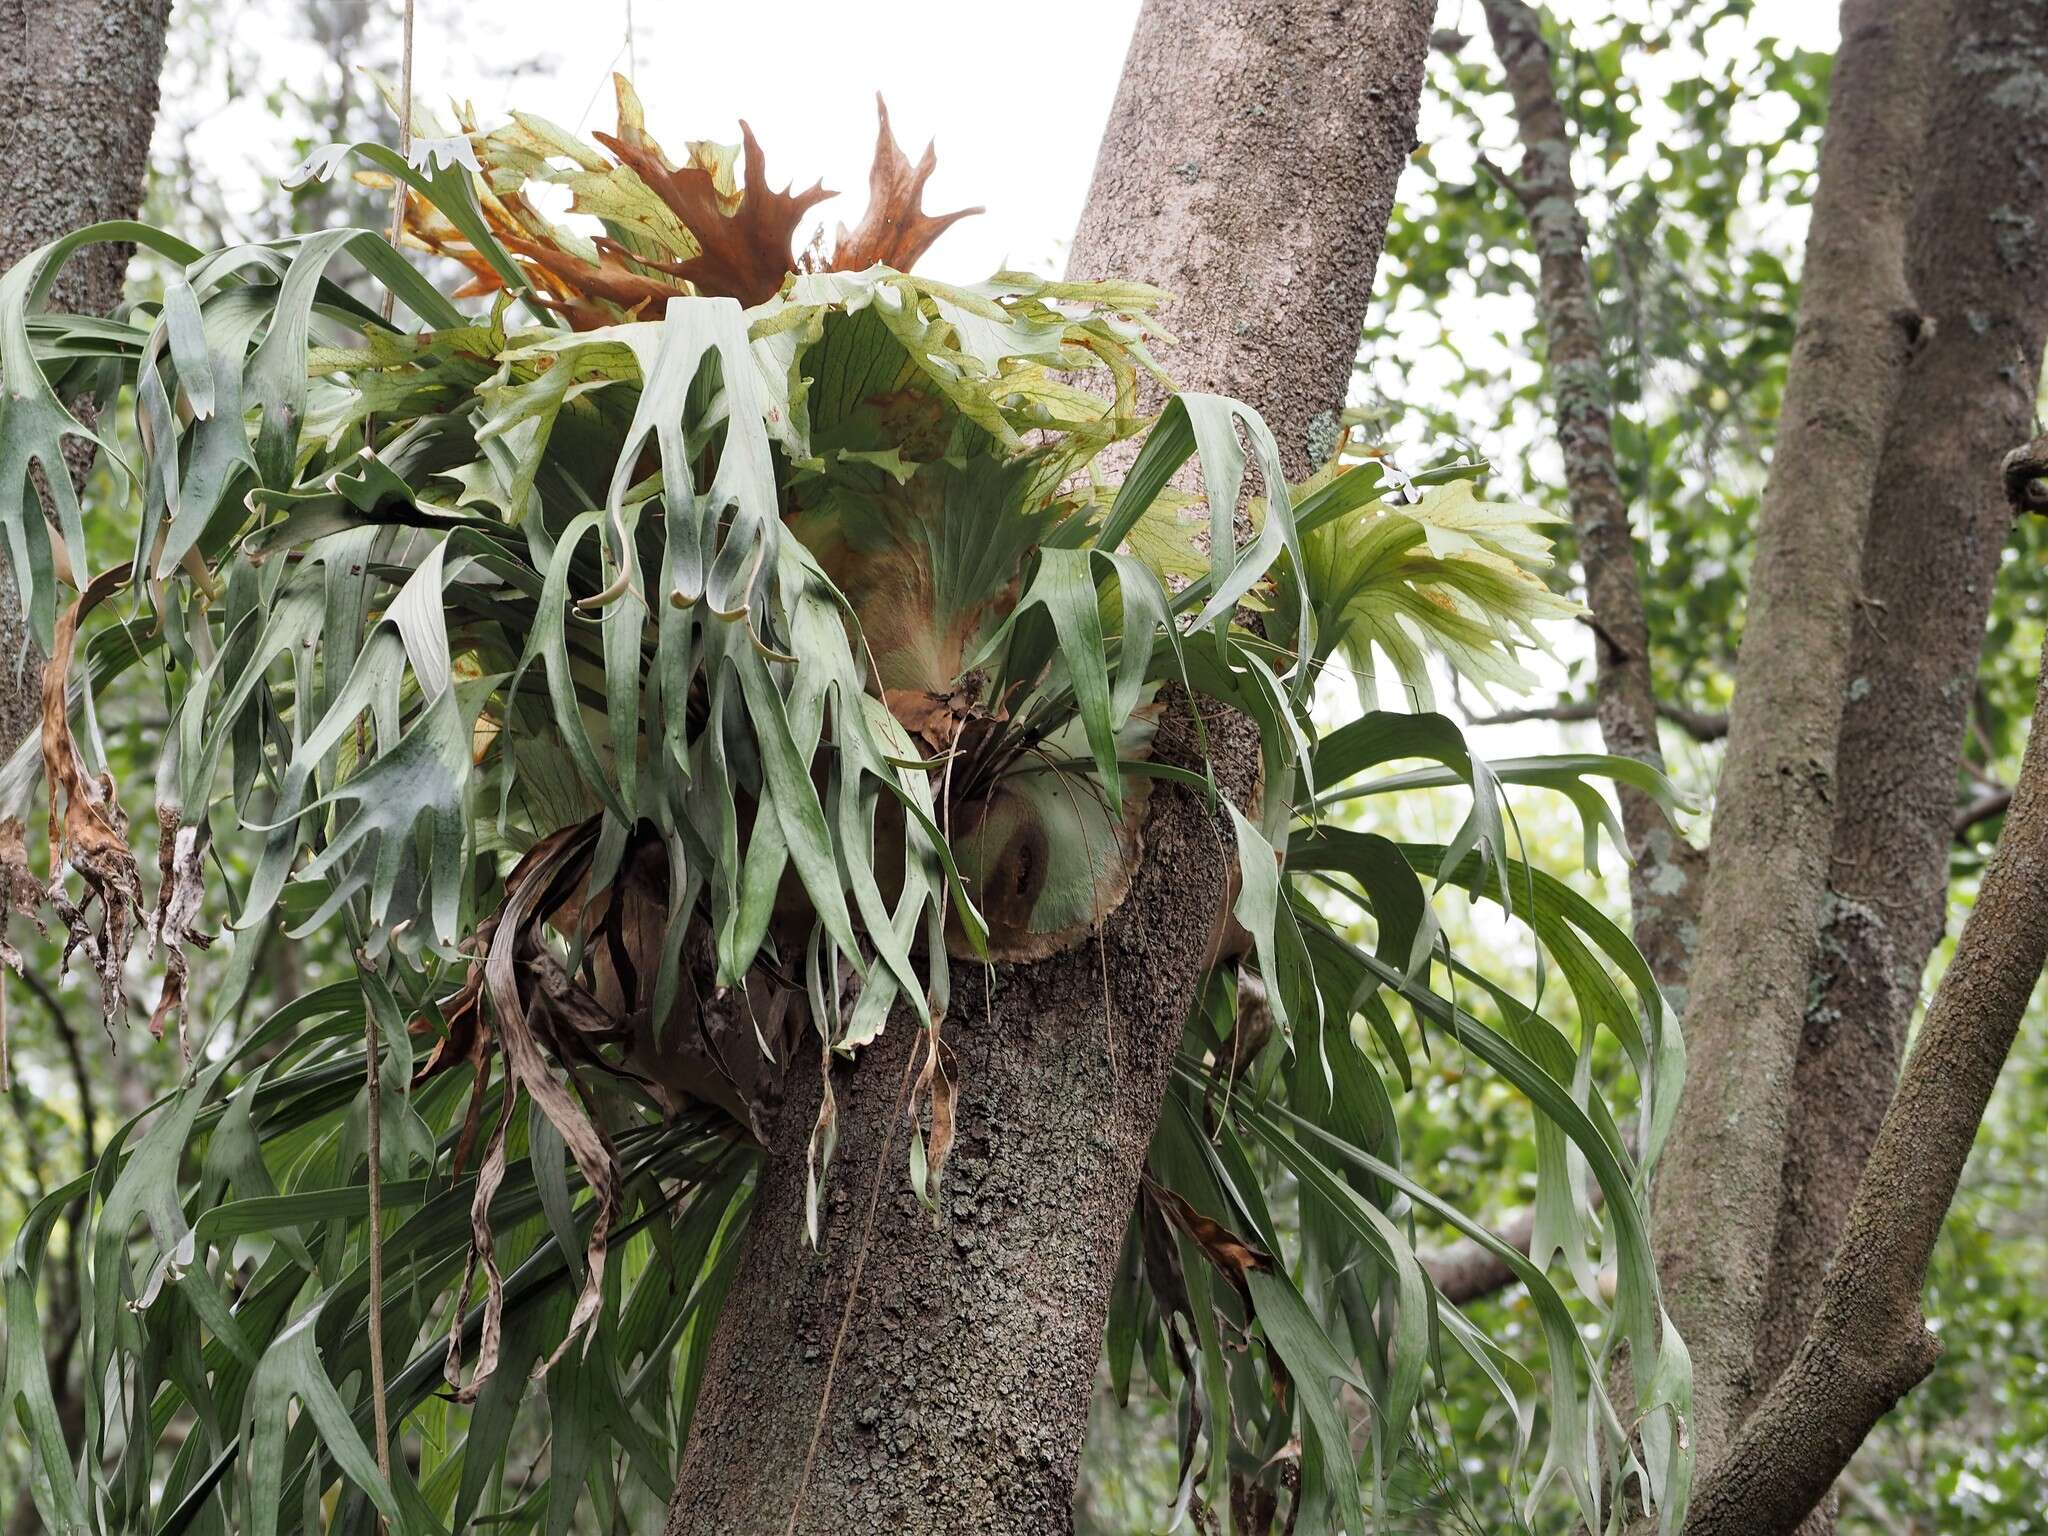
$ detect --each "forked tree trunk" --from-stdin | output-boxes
[1756,4,2048,1529]
[1647,0,1948,1463]
[664,4,1431,1530]
[1677,448,2048,1531]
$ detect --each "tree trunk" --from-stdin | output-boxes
[664,3,1431,1529]
[1647,0,1948,1465]
[0,5,168,1532]
[1755,5,2048,1529]
[666,713,1262,1536]
[1677,460,2048,1531]
[1477,0,1706,994]
[0,0,172,750]
[1067,0,1434,481]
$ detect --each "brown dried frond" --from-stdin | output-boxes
[41,597,145,1038]
[595,116,834,307]
[830,96,983,276]
[403,80,981,329]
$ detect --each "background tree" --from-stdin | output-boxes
[0,0,170,746]
[0,7,168,1528]
[1362,1,2048,1530]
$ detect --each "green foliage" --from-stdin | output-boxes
[1364,0,1834,746]
[1,96,1691,1535]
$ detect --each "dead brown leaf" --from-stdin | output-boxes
[910,1026,958,1202]
[828,96,982,275]
[596,113,830,308]
[1142,1172,1274,1302]
[0,816,48,1088]
[146,805,213,1065]
[41,597,144,1037]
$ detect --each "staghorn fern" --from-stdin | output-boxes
[0,84,1690,1536]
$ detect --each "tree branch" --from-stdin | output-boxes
[1422,1184,1607,1305]
[1423,1209,1536,1305]
[1678,572,2048,1536]
[1478,0,1706,992]
[1955,786,2012,837]
[15,966,95,1171]
[1471,696,1729,742]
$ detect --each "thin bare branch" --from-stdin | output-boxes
[1422,1184,1606,1305]
[1955,786,2013,837]
[1470,696,1728,742]
[1423,1210,1536,1306]
[1479,0,1707,990]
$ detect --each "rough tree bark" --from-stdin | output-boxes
[1477,0,1706,995]
[1066,0,1434,481]
[1679,445,2048,1536]
[663,4,1433,1531]
[1755,5,2048,1528]
[0,0,172,751]
[0,6,169,1532]
[1648,0,1949,1463]
[666,713,1262,1536]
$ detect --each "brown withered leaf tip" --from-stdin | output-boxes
[9,564,210,1074]
[1142,1172,1275,1302]
[910,1026,959,1199]
[424,813,808,1402]
[408,85,980,327]
[147,805,214,1066]
[829,95,985,276]
[41,598,144,1041]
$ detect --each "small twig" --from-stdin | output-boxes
[15,968,94,1170]
[1576,611,1633,665]
[1472,149,1527,205]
